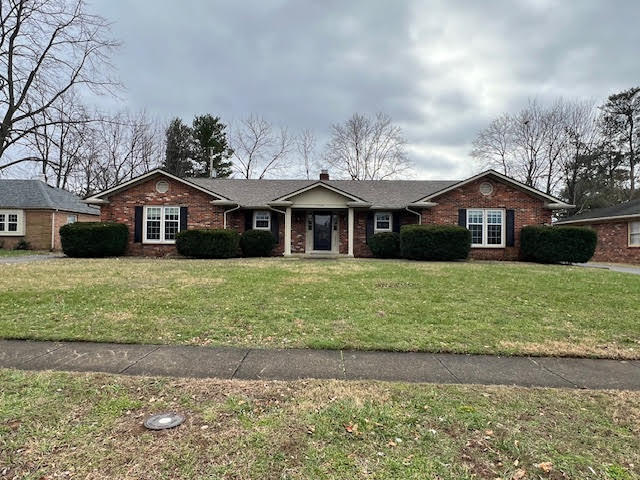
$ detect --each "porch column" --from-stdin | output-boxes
[347,207,354,257]
[284,207,292,256]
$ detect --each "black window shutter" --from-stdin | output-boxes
[458,209,467,227]
[180,207,188,232]
[244,210,253,231]
[134,206,143,243]
[506,209,515,247]
[365,212,374,244]
[270,211,279,244]
[392,212,400,233]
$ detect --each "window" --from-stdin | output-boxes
[253,211,271,230]
[375,212,392,232]
[67,215,77,224]
[144,206,181,243]
[0,209,24,235]
[467,209,504,247]
[630,221,640,246]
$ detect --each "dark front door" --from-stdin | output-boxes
[313,212,332,250]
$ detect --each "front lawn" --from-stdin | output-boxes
[0,249,48,257]
[0,369,637,479]
[0,258,638,358]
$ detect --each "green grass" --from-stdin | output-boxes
[0,258,639,358]
[0,248,48,257]
[0,369,638,479]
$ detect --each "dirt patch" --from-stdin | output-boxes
[499,340,640,360]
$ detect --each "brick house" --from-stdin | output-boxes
[85,168,572,259]
[0,179,99,250]
[555,199,640,264]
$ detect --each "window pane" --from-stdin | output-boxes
[631,232,640,246]
[146,207,161,220]
[469,224,483,244]
[376,213,391,230]
[8,214,17,222]
[0,214,4,231]
[255,211,270,228]
[165,221,179,240]
[164,207,179,221]
[146,221,160,240]
[8,214,17,231]
[487,210,503,224]
[467,210,483,224]
[487,224,502,244]
[631,222,640,234]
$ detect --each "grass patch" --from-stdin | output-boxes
[0,249,48,257]
[0,368,638,479]
[0,258,639,358]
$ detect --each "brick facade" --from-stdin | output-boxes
[580,221,640,264]
[0,209,97,251]
[422,178,552,260]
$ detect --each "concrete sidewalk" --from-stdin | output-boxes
[1,339,639,390]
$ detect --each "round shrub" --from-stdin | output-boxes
[520,226,597,263]
[60,222,128,257]
[400,225,471,261]
[176,229,239,258]
[240,229,276,257]
[369,232,400,258]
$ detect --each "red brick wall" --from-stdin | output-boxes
[353,210,419,257]
[580,221,640,264]
[100,175,225,256]
[422,178,552,260]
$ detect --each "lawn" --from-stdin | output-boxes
[0,249,48,257]
[0,258,639,359]
[0,369,637,479]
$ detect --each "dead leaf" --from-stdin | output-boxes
[513,469,527,479]
[345,423,358,434]
[536,462,553,473]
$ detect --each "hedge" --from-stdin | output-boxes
[60,222,128,257]
[240,229,276,257]
[176,229,239,258]
[520,226,597,263]
[400,225,471,261]
[369,232,400,258]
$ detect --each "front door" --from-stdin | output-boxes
[313,212,332,250]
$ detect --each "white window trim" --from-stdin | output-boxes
[629,221,640,247]
[143,205,181,244]
[67,214,78,224]
[374,211,392,233]
[253,210,271,230]
[467,208,505,248]
[0,209,25,236]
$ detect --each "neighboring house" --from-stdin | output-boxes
[85,168,572,259]
[555,199,640,264]
[0,179,99,250]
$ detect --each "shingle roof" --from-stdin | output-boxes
[556,198,640,224]
[0,179,99,215]
[188,178,459,209]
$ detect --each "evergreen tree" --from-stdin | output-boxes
[191,114,233,177]
[163,118,193,177]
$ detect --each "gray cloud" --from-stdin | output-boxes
[91,0,640,179]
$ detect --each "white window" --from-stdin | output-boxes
[0,209,24,236]
[630,221,640,246]
[143,206,181,243]
[67,215,77,224]
[253,211,271,230]
[467,209,505,247]
[375,212,392,232]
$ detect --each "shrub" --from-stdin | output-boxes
[369,232,400,258]
[14,239,30,250]
[240,229,276,257]
[176,229,239,258]
[520,225,597,263]
[60,222,128,257]
[400,225,471,261]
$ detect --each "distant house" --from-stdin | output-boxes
[556,199,640,264]
[85,168,573,259]
[0,179,99,250]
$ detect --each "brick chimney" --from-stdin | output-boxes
[319,169,329,181]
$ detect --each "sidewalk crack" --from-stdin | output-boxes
[436,355,461,383]
[231,349,250,379]
[528,358,579,388]
[20,343,66,366]
[119,346,160,374]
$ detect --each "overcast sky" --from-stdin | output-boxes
[90,0,640,179]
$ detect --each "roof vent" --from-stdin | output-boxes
[319,170,329,181]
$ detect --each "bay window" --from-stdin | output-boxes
[467,209,505,247]
[143,206,181,243]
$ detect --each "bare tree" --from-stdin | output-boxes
[324,112,411,180]
[471,113,512,175]
[0,0,119,170]
[296,128,316,179]
[230,114,294,179]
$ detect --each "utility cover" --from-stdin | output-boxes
[143,412,185,430]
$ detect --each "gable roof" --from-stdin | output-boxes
[189,177,458,209]
[555,198,640,224]
[0,179,99,215]
[417,169,574,208]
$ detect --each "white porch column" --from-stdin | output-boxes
[347,207,354,257]
[284,207,292,256]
